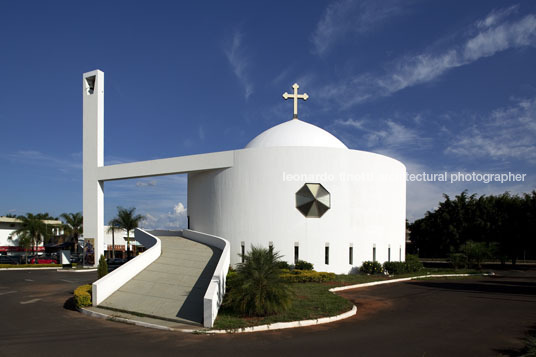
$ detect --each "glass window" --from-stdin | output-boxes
[294,246,299,264]
[325,246,329,265]
[373,246,376,262]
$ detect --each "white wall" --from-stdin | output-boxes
[188,147,406,274]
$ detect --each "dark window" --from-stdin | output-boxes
[325,246,329,265]
[294,246,299,264]
[241,243,245,263]
[388,247,391,262]
[373,247,376,262]
[349,246,353,265]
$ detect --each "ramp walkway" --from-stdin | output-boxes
[98,233,221,326]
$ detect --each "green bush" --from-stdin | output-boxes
[360,261,383,274]
[74,284,92,308]
[97,255,108,278]
[276,261,291,270]
[448,253,468,269]
[383,261,407,275]
[280,270,336,283]
[294,260,314,271]
[465,241,489,269]
[404,254,423,272]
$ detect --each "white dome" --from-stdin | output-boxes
[245,119,348,149]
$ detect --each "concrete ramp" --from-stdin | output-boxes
[99,233,221,326]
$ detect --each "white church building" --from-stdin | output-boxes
[83,71,406,274]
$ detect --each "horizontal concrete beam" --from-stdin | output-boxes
[97,150,234,181]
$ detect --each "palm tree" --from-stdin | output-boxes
[10,213,49,263]
[226,245,293,316]
[114,207,145,259]
[60,212,83,253]
[107,218,121,259]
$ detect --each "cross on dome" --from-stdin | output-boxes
[282,83,309,119]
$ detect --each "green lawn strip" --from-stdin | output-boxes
[213,268,485,330]
[214,283,352,330]
[0,264,62,268]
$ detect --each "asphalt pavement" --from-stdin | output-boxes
[1,269,535,357]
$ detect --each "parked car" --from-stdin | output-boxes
[29,256,58,264]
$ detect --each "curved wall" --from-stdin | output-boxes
[188,147,406,274]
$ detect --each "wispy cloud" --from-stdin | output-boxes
[311,0,406,55]
[3,150,82,171]
[317,9,536,108]
[446,97,536,162]
[224,30,253,99]
[333,118,422,150]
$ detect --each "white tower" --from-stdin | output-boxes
[82,70,104,265]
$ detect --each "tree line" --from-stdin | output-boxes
[409,191,536,264]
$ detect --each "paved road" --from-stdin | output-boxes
[1,269,535,357]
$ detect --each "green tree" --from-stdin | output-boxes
[107,218,121,259]
[60,212,83,253]
[9,213,49,263]
[97,255,108,278]
[113,207,144,259]
[226,245,292,316]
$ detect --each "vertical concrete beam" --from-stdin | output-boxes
[83,70,104,266]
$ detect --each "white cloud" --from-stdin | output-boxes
[317,9,536,108]
[446,97,536,162]
[135,180,157,187]
[141,202,188,230]
[311,0,406,55]
[224,30,253,99]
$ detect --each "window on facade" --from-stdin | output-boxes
[296,183,331,218]
[325,245,330,265]
[294,245,299,264]
[399,246,402,262]
[373,246,376,262]
[269,241,273,253]
[388,247,391,262]
[349,246,353,265]
[241,242,245,263]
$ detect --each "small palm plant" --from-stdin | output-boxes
[10,213,49,262]
[226,245,293,316]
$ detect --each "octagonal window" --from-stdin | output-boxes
[296,183,330,218]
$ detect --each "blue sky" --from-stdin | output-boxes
[1,0,535,228]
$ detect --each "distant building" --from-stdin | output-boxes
[0,216,62,256]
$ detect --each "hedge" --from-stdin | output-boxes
[360,261,384,274]
[294,260,314,271]
[382,255,424,275]
[280,270,336,283]
[74,284,92,308]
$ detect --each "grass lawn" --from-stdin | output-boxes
[0,264,62,268]
[213,268,483,330]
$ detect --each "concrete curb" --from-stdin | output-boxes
[57,268,98,273]
[329,273,493,292]
[0,267,60,271]
[78,307,197,333]
[207,305,357,334]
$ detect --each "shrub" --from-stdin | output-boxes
[465,241,489,269]
[280,270,336,283]
[404,254,423,272]
[360,261,383,274]
[294,260,314,271]
[383,261,407,275]
[226,246,292,316]
[74,284,92,308]
[97,255,108,278]
[448,253,468,269]
[275,261,291,270]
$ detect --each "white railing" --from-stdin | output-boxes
[182,229,230,328]
[92,228,161,306]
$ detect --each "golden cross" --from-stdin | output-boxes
[282,83,309,119]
